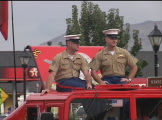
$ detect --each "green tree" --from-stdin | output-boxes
[79,1,107,46]
[66,5,80,35]
[130,30,148,77]
[90,4,107,46]
[79,1,92,46]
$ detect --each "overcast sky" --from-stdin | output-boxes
[0,1,162,51]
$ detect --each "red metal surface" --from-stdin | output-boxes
[3,102,26,120]
[4,86,162,120]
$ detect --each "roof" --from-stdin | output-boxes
[0,51,36,67]
[0,81,43,93]
[27,83,162,101]
[0,50,43,93]
[39,33,66,46]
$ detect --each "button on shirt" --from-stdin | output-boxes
[49,50,89,81]
[89,47,138,77]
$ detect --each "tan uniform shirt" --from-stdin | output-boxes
[49,50,89,81]
[89,47,138,77]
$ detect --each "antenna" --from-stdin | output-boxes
[11,0,18,109]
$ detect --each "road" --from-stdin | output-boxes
[0,116,6,120]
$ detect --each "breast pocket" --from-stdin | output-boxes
[73,61,81,70]
[117,59,126,65]
[61,62,69,70]
[101,59,109,66]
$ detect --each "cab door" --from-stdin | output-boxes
[45,101,65,120]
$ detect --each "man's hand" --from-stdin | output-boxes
[99,81,108,85]
[86,83,92,89]
[40,89,49,96]
[121,78,131,82]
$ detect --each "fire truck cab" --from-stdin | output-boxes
[4,83,162,120]
[4,46,162,120]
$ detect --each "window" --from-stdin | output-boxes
[27,107,38,120]
[47,107,59,120]
[136,98,162,120]
[69,98,130,120]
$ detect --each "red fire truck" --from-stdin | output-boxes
[4,46,162,120]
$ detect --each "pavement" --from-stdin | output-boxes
[0,116,6,120]
[0,114,7,120]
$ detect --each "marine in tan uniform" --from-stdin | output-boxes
[90,29,138,85]
[41,34,93,94]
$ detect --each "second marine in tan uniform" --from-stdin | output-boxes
[90,29,138,85]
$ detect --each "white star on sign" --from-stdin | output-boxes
[29,68,38,77]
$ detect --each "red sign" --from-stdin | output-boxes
[29,46,104,83]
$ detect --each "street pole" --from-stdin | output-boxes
[148,24,162,77]
[153,45,159,77]
[154,51,158,77]
[23,66,27,101]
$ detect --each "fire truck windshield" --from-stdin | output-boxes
[66,98,162,120]
[69,98,129,120]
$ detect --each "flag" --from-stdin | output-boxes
[0,1,9,40]
[112,99,123,107]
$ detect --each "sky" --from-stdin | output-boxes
[0,1,162,51]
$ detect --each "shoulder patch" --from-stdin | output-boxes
[90,58,95,63]
[52,60,56,65]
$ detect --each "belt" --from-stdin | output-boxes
[56,82,84,90]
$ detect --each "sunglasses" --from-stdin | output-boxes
[107,36,119,40]
[67,39,80,44]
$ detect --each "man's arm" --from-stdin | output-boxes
[91,70,108,85]
[121,51,138,82]
[127,65,138,79]
[40,71,56,95]
[82,70,93,89]
[121,65,138,82]
[45,71,57,89]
